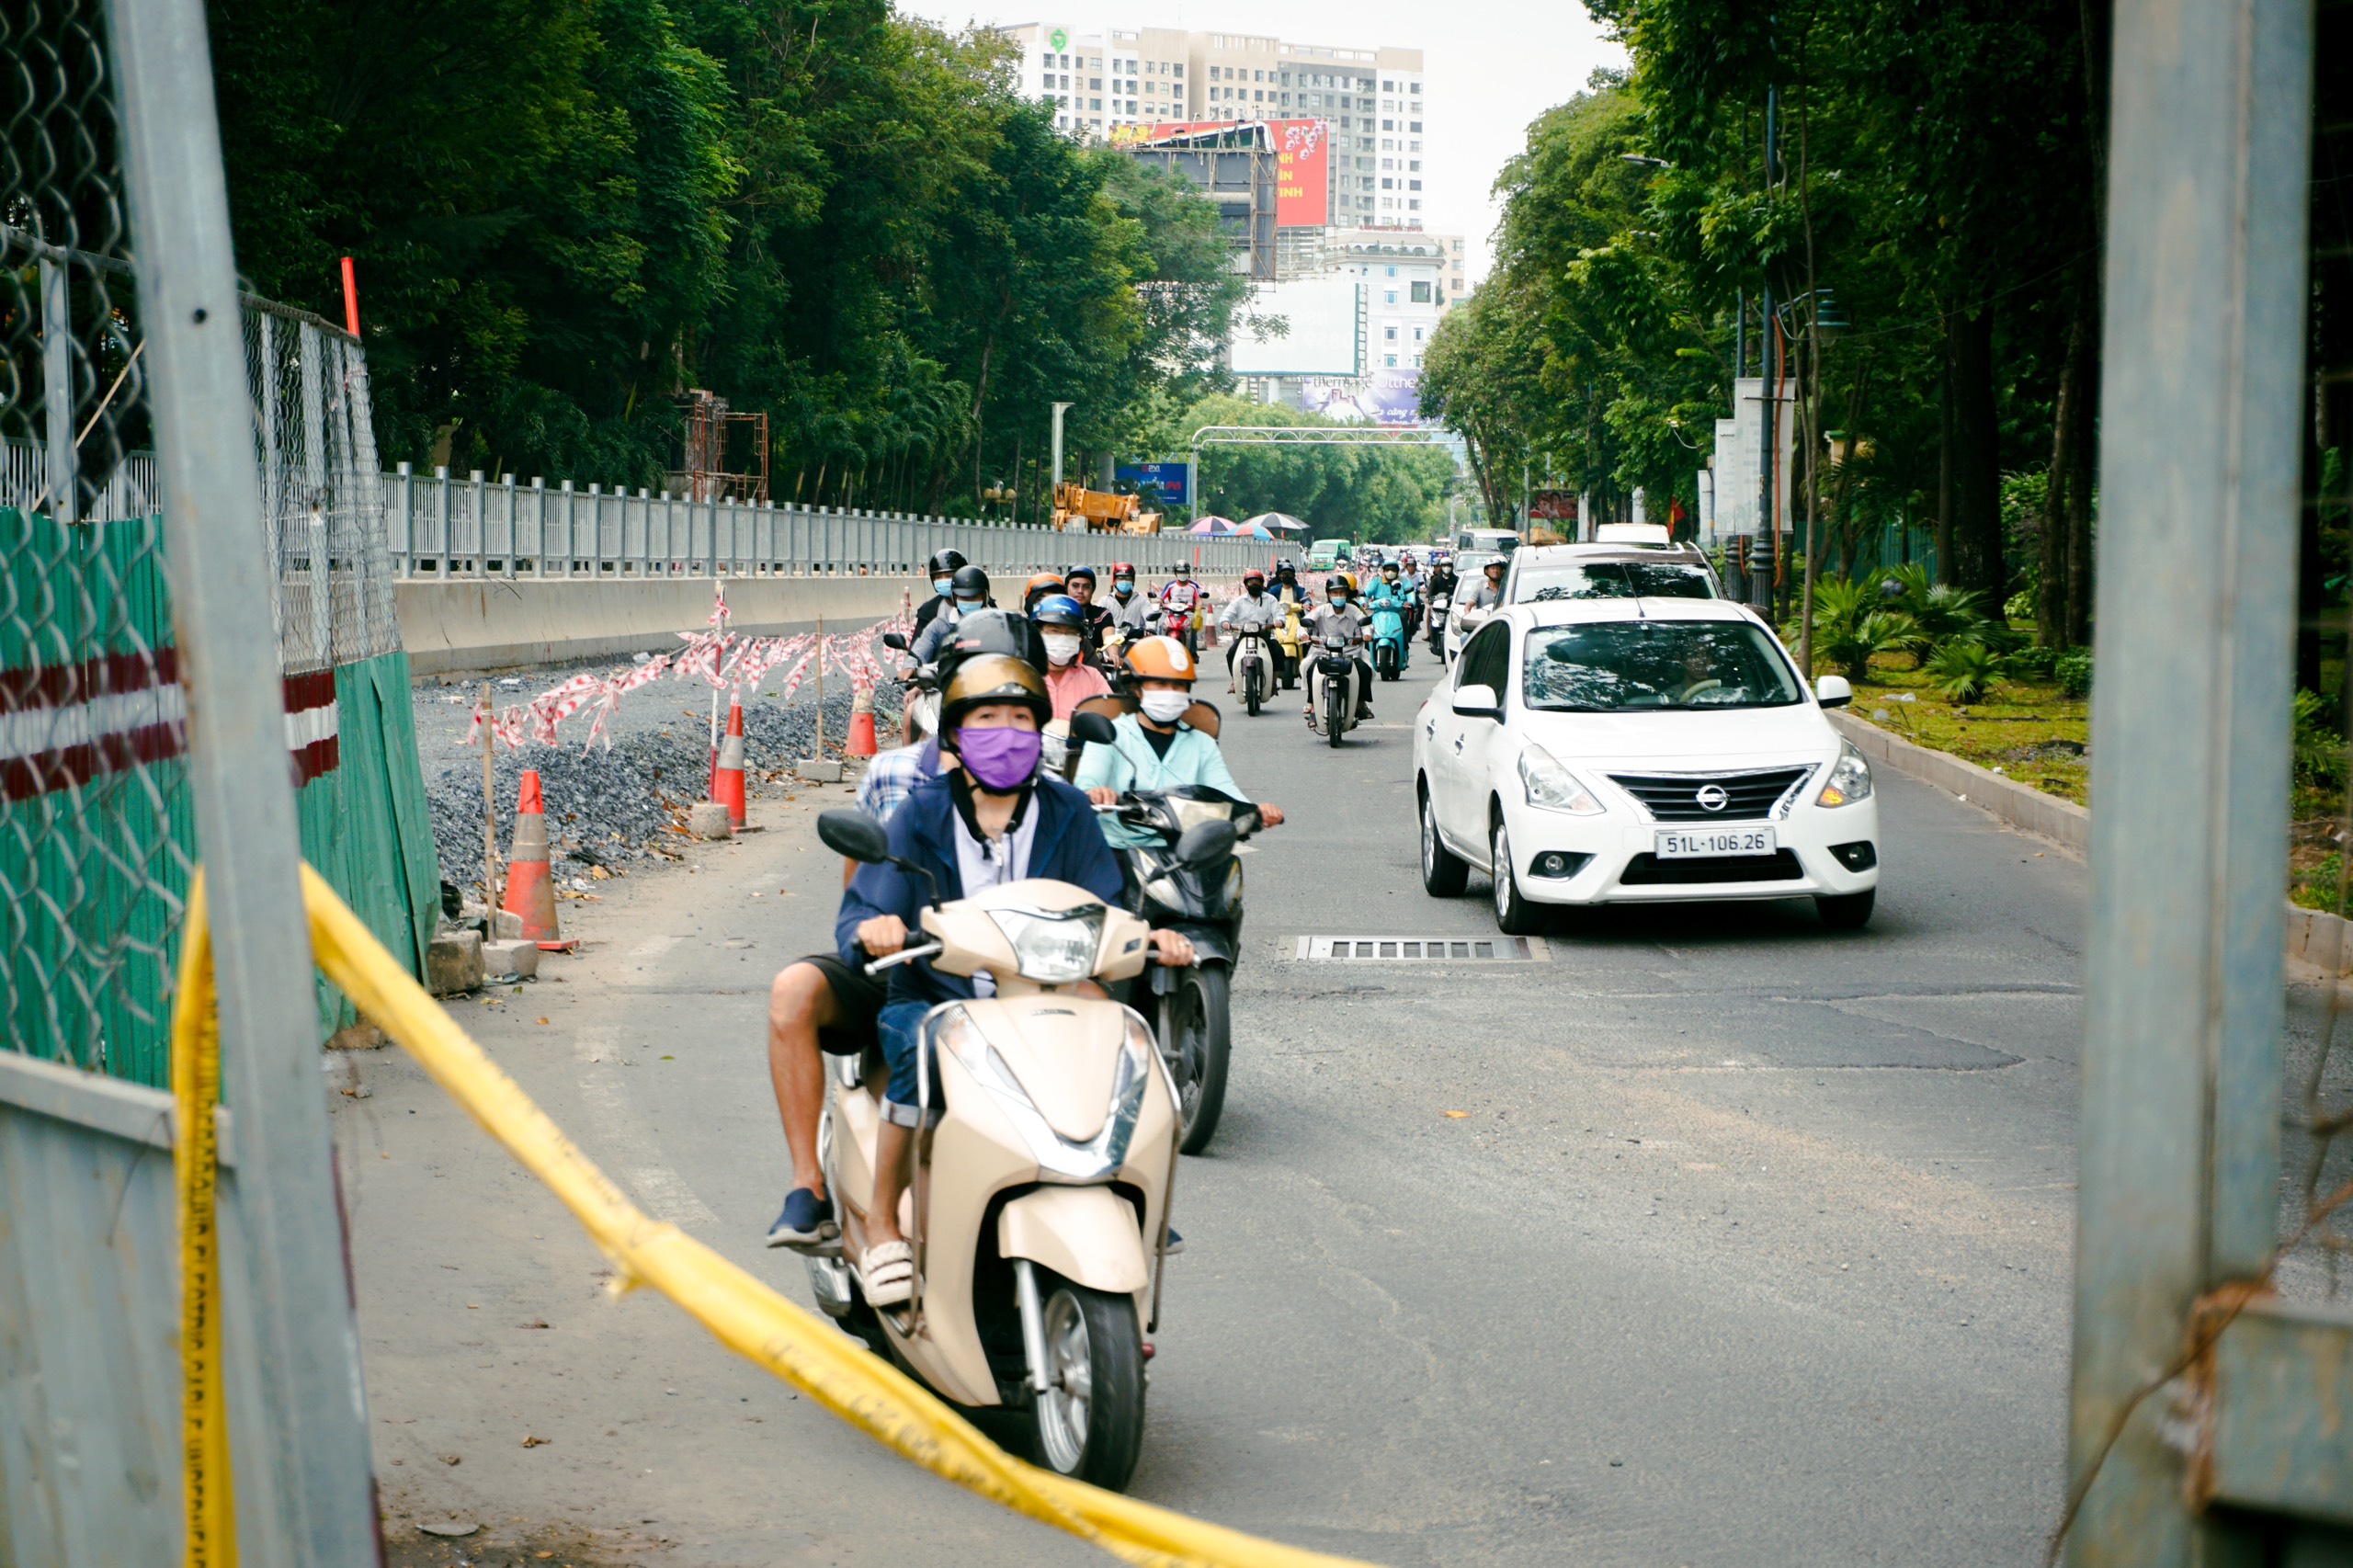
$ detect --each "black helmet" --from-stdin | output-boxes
[1326,574,1351,597]
[927,548,968,578]
[939,607,1047,674]
[949,562,991,601]
[938,650,1051,735]
[1063,563,1097,587]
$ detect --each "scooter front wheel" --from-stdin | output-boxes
[1032,1281,1146,1490]
[1165,962,1232,1154]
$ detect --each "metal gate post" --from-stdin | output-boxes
[2069,0,2313,1559]
[104,0,381,1557]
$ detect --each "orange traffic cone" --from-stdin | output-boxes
[846,686,879,758]
[713,693,748,828]
[501,769,561,941]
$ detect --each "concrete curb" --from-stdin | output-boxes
[1827,708,2353,974]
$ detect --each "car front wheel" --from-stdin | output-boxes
[1815,890,1875,930]
[1490,814,1542,936]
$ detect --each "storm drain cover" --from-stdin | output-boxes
[1292,935,1549,962]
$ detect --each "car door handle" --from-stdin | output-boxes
[1424,720,1435,739]
[1452,735,1463,754]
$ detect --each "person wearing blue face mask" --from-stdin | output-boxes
[909,562,993,665]
[912,548,968,634]
[835,619,1196,1303]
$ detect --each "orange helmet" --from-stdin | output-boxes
[1124,634,1198,685]
[1022,571,1066,612]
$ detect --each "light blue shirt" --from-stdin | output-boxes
[1072,712,1248,847]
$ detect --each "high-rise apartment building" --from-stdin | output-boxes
[995,24,1437,233]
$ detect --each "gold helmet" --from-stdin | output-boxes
[938,653,1051,732]
[1123,634,1198,685]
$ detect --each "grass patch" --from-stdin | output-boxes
[1841,656,2091,807]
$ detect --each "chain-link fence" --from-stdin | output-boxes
[0,0,186,1086]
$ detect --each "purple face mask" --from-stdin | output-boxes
[956,725,1043,791]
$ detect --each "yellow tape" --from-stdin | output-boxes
[298,865,1379,1568]
[171,873,237,1568]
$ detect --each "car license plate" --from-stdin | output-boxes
[1655,826,1777,858]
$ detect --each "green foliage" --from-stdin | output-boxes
[1925,640,2003,705]
[2294,689,2349,791]
[1165,394,1460,541]
[208,0,1245,511]
[1806,576,1922,682]
[2055,649,2094,699]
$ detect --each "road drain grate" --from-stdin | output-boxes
[1292,935,1549,961]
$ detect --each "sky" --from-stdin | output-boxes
[899,0,1627,285]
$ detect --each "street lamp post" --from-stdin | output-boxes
[1049,401,1074,524]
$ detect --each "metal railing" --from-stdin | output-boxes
[384,463,1270,579]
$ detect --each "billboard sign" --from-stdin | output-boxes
[1529,490,1579,522]
[1111,118,1328,227]
[1230,276,1362,376]
[1117,460,1190,507]
[1302,368,1425,427]
[1268,119,1327,227]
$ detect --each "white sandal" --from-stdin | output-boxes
[857,1240,915,1306]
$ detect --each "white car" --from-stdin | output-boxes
[1502,541,1724,606]
[1413,598,1881,933]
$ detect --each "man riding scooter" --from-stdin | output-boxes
[1215,568,1285,707]
[911,548,968,635]
[1063,564,1108,657]
[1076,635,1285,835]
[836,641,1199,1306]
[1303,574,1375,726]
[1105,561,1154,641]
[910,563,993,665]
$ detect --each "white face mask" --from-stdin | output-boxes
[1042,632,1082,666]
[1139,690,1191,725]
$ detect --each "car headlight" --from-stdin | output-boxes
[1817,741,1874,807]
[1518,744,1604,815]
[986,906,1104,984]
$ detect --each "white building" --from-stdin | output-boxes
[995,24,1438,235]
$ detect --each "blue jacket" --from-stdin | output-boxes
[835,771,1124,1006]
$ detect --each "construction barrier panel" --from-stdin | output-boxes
[294,864,1384,1568]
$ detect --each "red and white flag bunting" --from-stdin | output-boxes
[466,587,914,754]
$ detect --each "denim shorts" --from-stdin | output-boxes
[876,999,942,1127]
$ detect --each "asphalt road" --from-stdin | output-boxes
[344,644,2084,1567]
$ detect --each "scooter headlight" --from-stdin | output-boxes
[987,906,1105,985]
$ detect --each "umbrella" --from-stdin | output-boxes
[1241,511,1309,533]
[1186,516,1236,534]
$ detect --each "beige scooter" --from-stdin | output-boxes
[804,791,1233,1489]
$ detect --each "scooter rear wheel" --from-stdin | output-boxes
[1032,1281,1146,1490]
[1325,680,1347,748]
[1245,662,1263,716]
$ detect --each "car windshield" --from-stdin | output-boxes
[1522,619,1803,711]
[1516,561,1717,603]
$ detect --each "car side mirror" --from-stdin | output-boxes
[881,631,909,653]
[1451,682,1502,722]
[1815,675,1854,709]
[816,809,890,864]
[1174,817,1238,868]
[1069,710,1119,746]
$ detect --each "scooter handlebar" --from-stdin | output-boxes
[862,940,945,977]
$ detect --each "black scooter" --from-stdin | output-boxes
[1097,784,1258,1154]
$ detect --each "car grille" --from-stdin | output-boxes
[1605,767,1814,822]
[1618,850,1805,885]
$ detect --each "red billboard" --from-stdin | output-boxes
[1113,118,1328,227]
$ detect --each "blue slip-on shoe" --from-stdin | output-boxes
[766,1187,836,1250]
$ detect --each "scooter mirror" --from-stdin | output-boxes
[881,631,910,653]
[1070,710,1120,746]
[817,809,891,864]
[1174,817,1238,869]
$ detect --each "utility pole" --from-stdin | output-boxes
[1755,79,1781,616]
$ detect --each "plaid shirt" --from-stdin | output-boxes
[854,739,945,824]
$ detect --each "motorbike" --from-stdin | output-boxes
[1369,598,1407,682]
[1270,601,1306,691]
[1098,785,1258,1154]
[1307,629,1360,747]
[1232,627,1275,716]
[806,805,1229,1490]
[1425,592,1450,654]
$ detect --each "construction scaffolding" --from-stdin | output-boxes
[670,388,769,505]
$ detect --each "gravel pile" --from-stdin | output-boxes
[419,670,904,891]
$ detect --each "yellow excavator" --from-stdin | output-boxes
[1052,482,1162,535]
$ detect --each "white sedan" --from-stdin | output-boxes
[1413,598,1881,933]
